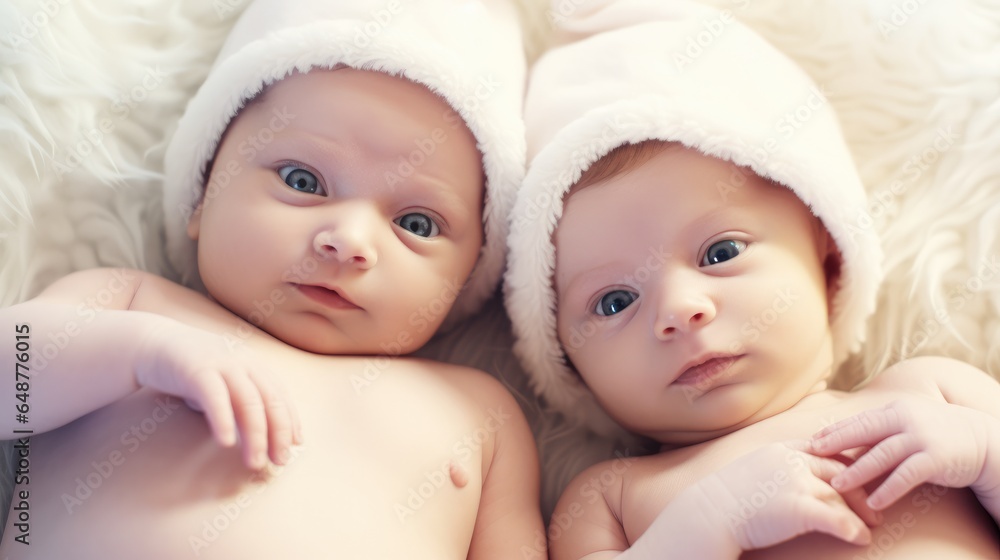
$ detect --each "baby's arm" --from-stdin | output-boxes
[464,374,546,560]
[0,268,300,468]
[549,443,877,560]
[811,356,1000,523]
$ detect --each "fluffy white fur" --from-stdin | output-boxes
[1,0,998,531]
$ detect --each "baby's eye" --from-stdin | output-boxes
[595,290,637,316]
[702,239,747,266]
[395,213,440,238]
[278,165,324,195]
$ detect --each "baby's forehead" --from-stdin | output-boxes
[555,146,821,263]
[562,143,787,214]
[230,69,485,176]
[234,69,448,128]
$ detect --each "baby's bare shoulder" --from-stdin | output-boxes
[35,266,219,317]
[551,451,666,530]
[867,356,988,393]
[379,359,536,465]
[35,267,148,307]
[865,356,1000,415]
[564,451,661,498]
[399,359,524,407]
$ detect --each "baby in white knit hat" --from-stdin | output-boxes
[0,1,544,557]
[504,1,1000,558]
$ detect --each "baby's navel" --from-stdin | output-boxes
[448,460,469,488]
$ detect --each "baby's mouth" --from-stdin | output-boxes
[673,355,743,390]
[292,283,361,310]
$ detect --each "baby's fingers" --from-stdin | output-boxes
[812,405,904,455]
[192,371,238,448]
[831,434,912,492]
[224,370,270,470]
[802,453,882,528]
[248,369,299,466]
[798,499,872,546]
[837,485,883,528]
[866,453,936,510]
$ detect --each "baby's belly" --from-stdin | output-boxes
[742,484,1000,559]
[0,388,482,559]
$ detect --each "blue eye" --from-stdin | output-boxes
[702,240,747,266]
[278,165,323,195]
[595,290,637,316]
[395,213,440,238]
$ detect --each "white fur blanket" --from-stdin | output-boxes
[2,0,999,531]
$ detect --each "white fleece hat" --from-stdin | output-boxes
[163,0,526,329]
[505,0,883,435]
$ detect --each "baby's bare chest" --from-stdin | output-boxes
[10,369,485,559]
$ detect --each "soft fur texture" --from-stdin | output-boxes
[1,0,999,534]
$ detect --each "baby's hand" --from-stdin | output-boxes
[691,441,881,552]
[135,319,302,470]
[811,398,995,510]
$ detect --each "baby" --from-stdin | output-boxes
[0,0,544,558]
[504,2,1000,558]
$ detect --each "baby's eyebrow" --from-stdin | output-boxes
[557,205,751,299]
[681,205,749,239]
[264,129,349,164]
[559,263,621,304]
[392,173,472,226]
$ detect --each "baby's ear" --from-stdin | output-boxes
[186,201,204,241]
[818,225,842,316]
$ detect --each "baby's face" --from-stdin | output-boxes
[554,146,835,445]
[187,68,484,355]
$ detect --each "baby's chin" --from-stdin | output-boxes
[643,425,742,449]
[618,408,760,448]
[265,322,433,357]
